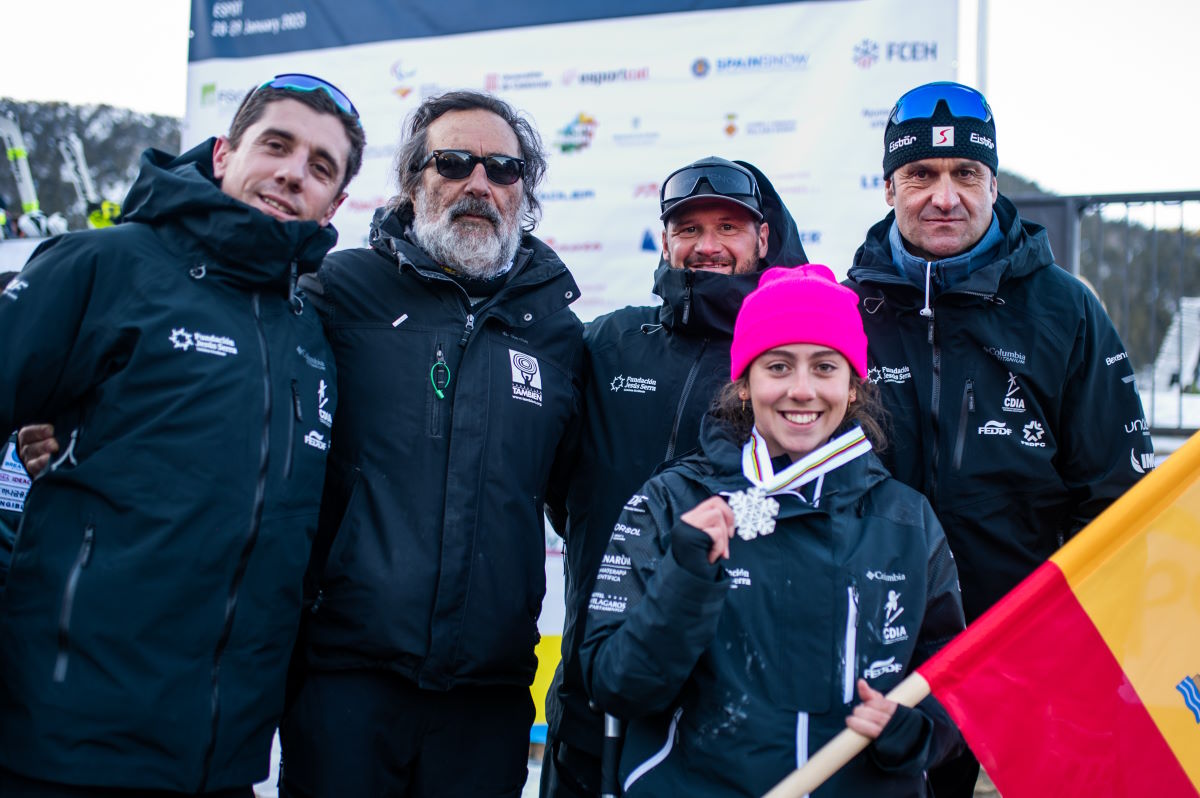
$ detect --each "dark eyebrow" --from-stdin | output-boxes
[257,127,343,178]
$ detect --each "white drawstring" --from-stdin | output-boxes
[919,261,934,318]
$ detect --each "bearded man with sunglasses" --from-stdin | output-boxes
[277,90,583,798]
[846,81,1152,797]
[538,156,808,798]
[0,74,364,796]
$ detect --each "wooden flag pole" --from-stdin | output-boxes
[762,672,933,798]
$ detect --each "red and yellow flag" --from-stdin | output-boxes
[919,432,1200,796]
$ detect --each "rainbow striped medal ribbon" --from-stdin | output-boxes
[724,425,872,541]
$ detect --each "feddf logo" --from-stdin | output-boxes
[510,349,543,406]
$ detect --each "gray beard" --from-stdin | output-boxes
[410,194,523,279]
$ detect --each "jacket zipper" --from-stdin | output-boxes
[53,524,95,683]
[927,309,942,506]
[458,313,475,348]
[285,379,301,479]
[680,271,693,326]
[952,379,975,471]
[430,345,450,436]
[842,584,859,704]
[200,292,272,790]
[664,340,707,461]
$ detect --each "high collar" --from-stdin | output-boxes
[120,139,338,294]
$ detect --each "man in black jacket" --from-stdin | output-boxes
[0,75,364,796]
[540,156,807,798]
[278,91,584,798]
[846,81,1153,797]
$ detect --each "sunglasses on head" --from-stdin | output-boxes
[259,73,360,122]
[416,149,525,186]
[889,81,992,126]
[660,162,761,208]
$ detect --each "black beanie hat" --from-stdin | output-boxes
[883,97,997,179]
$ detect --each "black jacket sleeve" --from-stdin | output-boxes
[579,477,729,719]
[1057,283,1152,536]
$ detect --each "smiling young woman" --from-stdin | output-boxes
[580,265,967,798]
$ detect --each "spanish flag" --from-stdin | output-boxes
[766,431,1200,797]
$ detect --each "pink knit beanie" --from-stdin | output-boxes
[730,264,868,379]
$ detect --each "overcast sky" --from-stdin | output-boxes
[2,0,1197,197]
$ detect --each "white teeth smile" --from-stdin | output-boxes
[784,411,819,424]
[262,197,294,215]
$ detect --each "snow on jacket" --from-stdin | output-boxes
[0,140,338,791]
[298,207,583,690]
[545,162,808,756]
[580,416,965,797]
[846,195,1153,622]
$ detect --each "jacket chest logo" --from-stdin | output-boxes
[609,374,658,394]
[881,589,909,644]
[1002,372,1027,414]
[509,349,543,406]
[318,379,332,427]
[169,327,238,357]
[866,364,911,385]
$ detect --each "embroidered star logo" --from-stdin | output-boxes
[169,327,194,351]
[610,375,626,392]
[1023,420,1044,442]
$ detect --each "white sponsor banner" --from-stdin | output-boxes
[187,0,957,320]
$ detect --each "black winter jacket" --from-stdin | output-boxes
[847,196,1153,621]
[580,417,965,797]
[298,207,583,690]
[545,163,808,756]
[0,140,338,791]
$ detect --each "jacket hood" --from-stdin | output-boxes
[653,160,808,334]
[121,139,339,290]
[848,194,1054,298]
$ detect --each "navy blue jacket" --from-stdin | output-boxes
[545,163,808,757]
[581,416,965,797]
[0,141,337,790]
[847,196,1153,622]
[297,207,584,689]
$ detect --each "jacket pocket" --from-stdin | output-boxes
[54,524,95,682]
[624,707,683,794]
[952,378,975,472]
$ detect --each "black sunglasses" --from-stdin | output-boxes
[660,163,761,209]
[259,73,360,124]
[415,149,525,186]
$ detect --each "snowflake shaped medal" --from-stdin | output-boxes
[726,486,780,541]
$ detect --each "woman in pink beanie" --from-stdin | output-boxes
[580,265,965,797]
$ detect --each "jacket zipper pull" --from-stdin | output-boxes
[681,273,693,326]
[431,348,451,399]
[927,314,935,345]
[458,313,475,347]
[291,380,303,421]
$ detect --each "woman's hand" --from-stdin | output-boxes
[845,678,898,739]
[680,496,736,564]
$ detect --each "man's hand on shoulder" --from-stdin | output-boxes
[18,423,57,478]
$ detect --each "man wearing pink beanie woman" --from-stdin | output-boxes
[580,264,965,797]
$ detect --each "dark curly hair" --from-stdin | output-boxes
[389,90,547,233]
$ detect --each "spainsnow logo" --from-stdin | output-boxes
[853,39,879,69]
[510,349,543,406]
[933,126,954,147]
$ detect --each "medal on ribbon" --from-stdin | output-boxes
[723,425,872,541]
